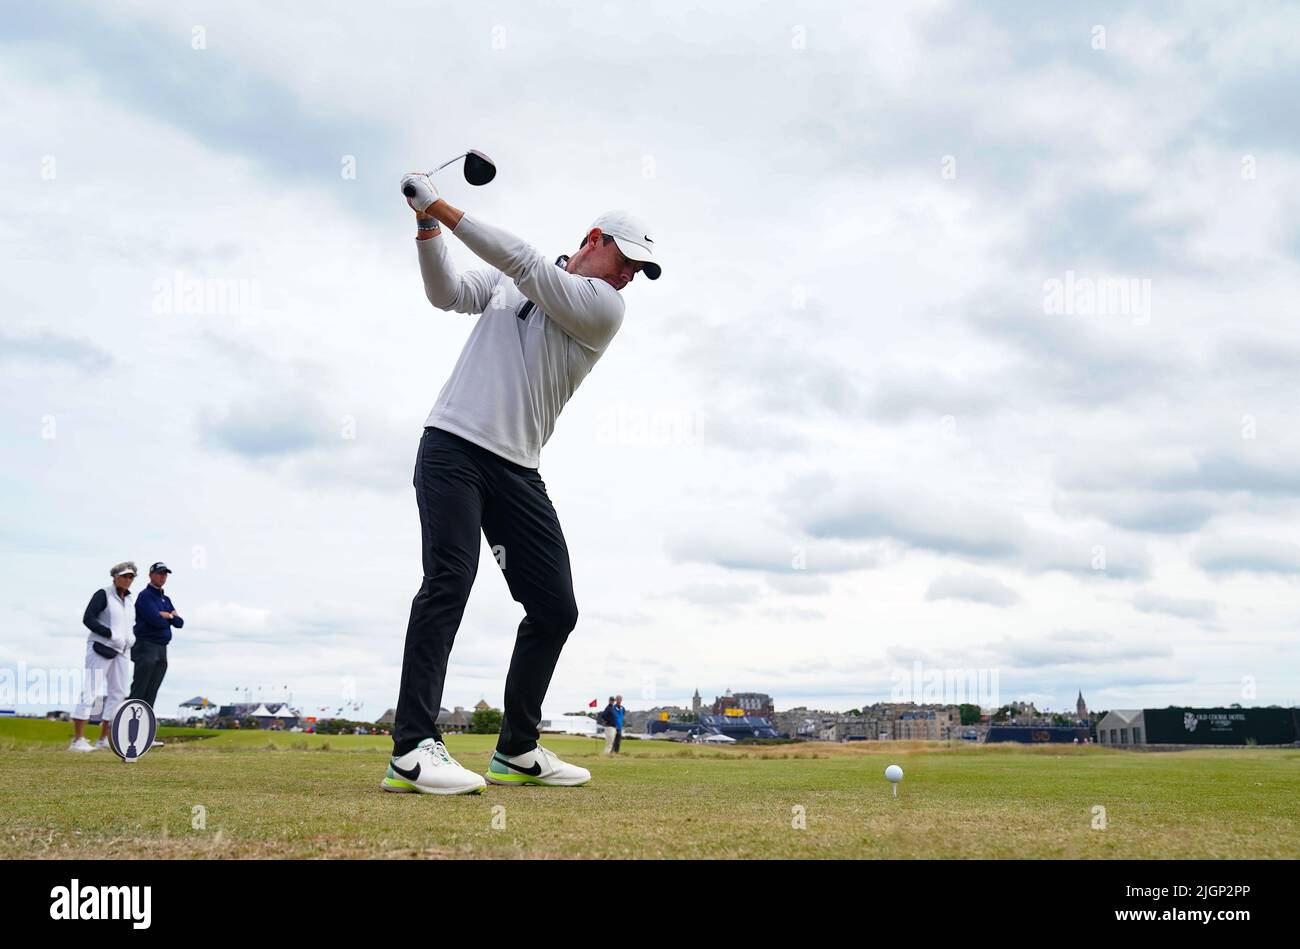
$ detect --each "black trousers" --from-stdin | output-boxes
[128,640,168,708]
[394,427,578,758]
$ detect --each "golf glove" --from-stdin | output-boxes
[401,173,439,213]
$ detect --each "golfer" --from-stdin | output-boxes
[69,562,137,753]
[382,171,660,795]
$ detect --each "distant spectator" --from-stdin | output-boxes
[613,694,626,753]
[70,562,137,753]
[601,696,617,754]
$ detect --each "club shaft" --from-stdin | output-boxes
[429,153,467,175]
[403,153,469,197]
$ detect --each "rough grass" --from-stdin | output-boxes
[2,720,1297,859]
[0,717,220,748]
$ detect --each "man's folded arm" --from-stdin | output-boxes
[135,589,171,630]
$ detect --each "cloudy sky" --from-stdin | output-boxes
[3,1,1299,721]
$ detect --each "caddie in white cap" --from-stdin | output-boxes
[382,168,659,795]
[69,561,138,753]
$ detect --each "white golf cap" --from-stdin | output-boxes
[590,210,660,279]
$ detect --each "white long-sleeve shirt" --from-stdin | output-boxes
[417,213,625,468]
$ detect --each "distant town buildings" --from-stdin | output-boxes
[626,687,1107,744]
[710,690,774,718]
[376,706,472,734]
[767,703,964,741]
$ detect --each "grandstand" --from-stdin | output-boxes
[985,725,1091,743]
[644,714,779,741]
[699,714,779,740]
[644,720,704,739]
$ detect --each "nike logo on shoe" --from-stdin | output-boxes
[391,761,421,781]
[497,754,542,776]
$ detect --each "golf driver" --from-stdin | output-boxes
[402,149,496,198]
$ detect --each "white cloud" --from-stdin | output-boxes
[926,573,1021,608]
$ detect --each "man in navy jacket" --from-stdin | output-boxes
[613,695,627,753]
[130,562,184,708]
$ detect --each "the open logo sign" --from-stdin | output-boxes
[109,699,157,762]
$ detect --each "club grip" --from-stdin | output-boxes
[402,184,417,198]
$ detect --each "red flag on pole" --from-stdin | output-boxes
[588,698,598,708]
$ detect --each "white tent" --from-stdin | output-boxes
[539,713,601,737]
[700,732,736,743]
[250,704,275,717]
[275,706,297,718]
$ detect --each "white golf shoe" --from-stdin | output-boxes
[380,738,485,795]
[94,737,112,751]
[486,743,591,787]
[68,737,95,753]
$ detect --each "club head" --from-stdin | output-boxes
[403,149,496,198]
[463,149,496,186]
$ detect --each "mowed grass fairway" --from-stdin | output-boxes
[2,720,1298,859]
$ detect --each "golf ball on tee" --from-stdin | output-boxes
[885,764,903,783]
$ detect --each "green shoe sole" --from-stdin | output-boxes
[380,775,485,795]
[486,771,590,787]
[486,771,535,784]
